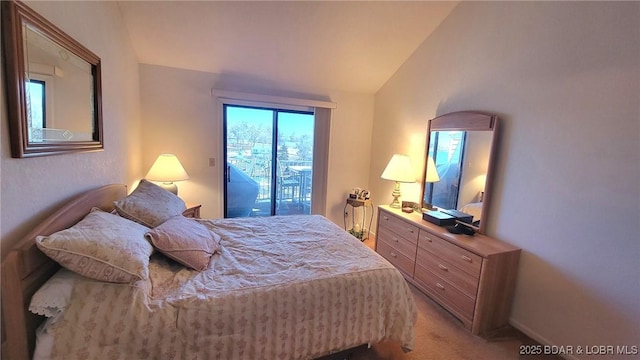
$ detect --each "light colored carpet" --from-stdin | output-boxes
[348,284,525,360]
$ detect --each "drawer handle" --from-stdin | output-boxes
[390,252,397,258]
[436,283,445,290]
[407,228,414,234]
[383,216,389,221]
[423,236,433,243]
[393,236,399,243]
[438,264,448,271]
[461,255,473,263]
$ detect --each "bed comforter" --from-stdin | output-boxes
[45,215,416,360]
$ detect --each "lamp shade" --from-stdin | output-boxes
[381,154,415,183]
[425,156,440,183]
[145,154,190,182]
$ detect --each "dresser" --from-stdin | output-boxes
[375,206,520,336]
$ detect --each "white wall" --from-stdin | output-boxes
[371,2,639,357]
[2,1,638,355]
[0,1,142,256]
[139,64,374,226]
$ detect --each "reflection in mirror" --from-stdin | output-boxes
[421,111,499,234]
[425,130,467,210]
[24,24,95,142]
[2,0,103,158]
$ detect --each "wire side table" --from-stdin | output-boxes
[343,197,374,241]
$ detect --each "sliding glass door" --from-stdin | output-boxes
[223,105,314,218]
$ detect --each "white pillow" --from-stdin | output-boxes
[29,267,76,319]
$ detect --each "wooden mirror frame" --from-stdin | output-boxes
[420,111,499,235]
[1,0,103,158]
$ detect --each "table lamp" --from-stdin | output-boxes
[381,154,415,208]
[145,154,190,195]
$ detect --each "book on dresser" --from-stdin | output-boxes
[375,205,521,337]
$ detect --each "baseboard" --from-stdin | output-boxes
[510,318,579,360]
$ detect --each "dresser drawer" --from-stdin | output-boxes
[378,211,419,244]
[377,238,415,276]
[414,264,475,321]
[416,246,479,298]
[418,230,482,277]
[377,227,417,260]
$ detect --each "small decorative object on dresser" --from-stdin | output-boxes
[375,205,521,337]
[422,210,456,226]
[401,201,417,213]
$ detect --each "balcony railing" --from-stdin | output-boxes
[227,156,312,216]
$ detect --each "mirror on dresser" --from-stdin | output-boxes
[420,111,499,234]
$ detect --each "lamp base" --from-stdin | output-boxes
[389,181,402,208]
[389,198,401,208]
[159,182,178,195]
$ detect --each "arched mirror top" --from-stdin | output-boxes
[420,111,499,234]
[2,0,103,158]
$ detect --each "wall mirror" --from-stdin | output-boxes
[2,0,103,158]
[421,111,499,234]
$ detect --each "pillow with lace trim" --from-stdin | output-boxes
[29,267,76,320]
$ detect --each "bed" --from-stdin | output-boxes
[1,183,416,360]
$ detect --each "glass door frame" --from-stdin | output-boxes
[222,104,314,218]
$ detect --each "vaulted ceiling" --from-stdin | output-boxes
[117,1,457,94]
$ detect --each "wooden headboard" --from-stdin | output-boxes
[1,184,127,360]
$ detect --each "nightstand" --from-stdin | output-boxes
[183,204,202,218]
